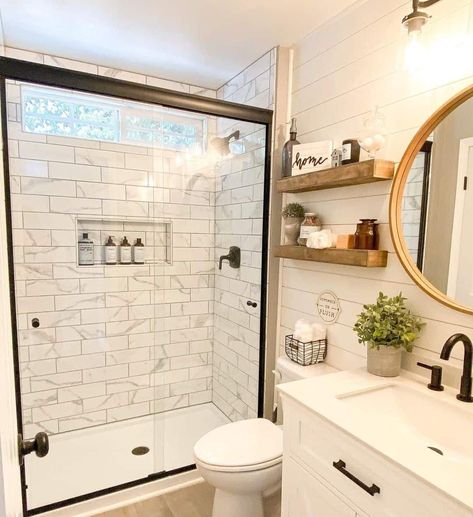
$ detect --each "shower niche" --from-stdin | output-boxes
[76,216,173,267]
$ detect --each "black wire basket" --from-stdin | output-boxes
[285,334,327,366]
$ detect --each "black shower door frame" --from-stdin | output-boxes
[0,56,273,515]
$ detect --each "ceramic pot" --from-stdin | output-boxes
[367,345,401,377]
[283,217,303,246]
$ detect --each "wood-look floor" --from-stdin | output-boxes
[99,481,281,517]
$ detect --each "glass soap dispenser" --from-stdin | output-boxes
[78,233,94,266]
[120,236,132,264]
[282,118,300,177]
[105,236,117,265]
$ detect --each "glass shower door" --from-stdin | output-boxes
[7,80,166,511]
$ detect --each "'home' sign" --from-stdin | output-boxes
[291,141,333,176]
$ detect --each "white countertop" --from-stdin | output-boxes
[277,368,473,511]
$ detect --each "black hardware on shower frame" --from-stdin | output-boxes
[218,246,241,270]
[0,56,273,516]
[440,333,473,402]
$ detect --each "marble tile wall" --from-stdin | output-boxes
[7,80,215,437]
[213,49,276,420]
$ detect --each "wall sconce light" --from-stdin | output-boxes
[402,0,442,68]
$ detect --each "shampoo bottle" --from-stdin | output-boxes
[133,238,145,264]
[120,236,132,264]
[105,236,117,265]
[78,233,94,266]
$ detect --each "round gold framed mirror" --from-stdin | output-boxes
[390,84,473,315]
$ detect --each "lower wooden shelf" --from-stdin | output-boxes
[273,245,388,268]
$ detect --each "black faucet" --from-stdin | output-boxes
[440,333,473,402]
[218,246,241,270]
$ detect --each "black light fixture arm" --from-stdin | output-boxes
[415,0,442,9]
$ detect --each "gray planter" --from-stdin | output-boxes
[367,345,402,377]
[283,217,303,246]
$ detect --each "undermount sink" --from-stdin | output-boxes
[337,383,473,460]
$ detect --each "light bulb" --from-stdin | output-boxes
[404,29,425,71]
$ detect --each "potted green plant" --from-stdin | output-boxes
[353,292,424,377]
[282,203,305,245]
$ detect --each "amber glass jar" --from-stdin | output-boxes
[354,219,379,250]
[298,213,322,246]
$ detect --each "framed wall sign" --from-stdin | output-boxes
[317,290,341,324]
[291,141,333,176]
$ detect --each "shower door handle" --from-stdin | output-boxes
[18,432,49,465]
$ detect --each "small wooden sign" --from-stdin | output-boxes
[317,290,341,324]
[292,141,333,176]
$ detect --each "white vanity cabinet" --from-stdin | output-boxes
[281,397,472,517]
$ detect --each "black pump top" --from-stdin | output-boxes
[122,236,130,246]
[136,238,143,245]
[106,236,115,246]
[83,233,88,239]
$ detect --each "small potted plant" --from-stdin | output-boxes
[353,292,424,377]
[282,203,305,245]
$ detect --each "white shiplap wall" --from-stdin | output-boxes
[280,0,473,383]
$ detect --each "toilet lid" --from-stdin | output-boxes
[194,418,282,468]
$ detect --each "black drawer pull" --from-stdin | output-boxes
[333,459,380,496]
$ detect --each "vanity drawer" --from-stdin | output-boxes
[284,400,471,517]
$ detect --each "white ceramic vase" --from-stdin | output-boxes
[367,345,401,377]
[283,217,303,246]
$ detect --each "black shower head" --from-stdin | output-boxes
[210,130,241,156]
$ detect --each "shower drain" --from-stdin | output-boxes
[427,446,443,456]
[132,446,150,456]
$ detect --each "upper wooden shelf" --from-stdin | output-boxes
[277,159,394,194]
[273,245,388,268]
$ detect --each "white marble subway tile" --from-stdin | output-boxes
[102,199,148,217]
[81,335,128,354]
[153,368,189,386]
[160,342,189,358]
[30,371,82,392]
[24,246,76,265]
[22,389,57,409]
[76,148,124,168]
[50,196,102,215]
[98,66,146,84]
[13,246,24,264]
[190,206,214,220]
[19,141,75,163]
[170,301,209,317]
[170,353,208,370]
[146,76,190,92]
[17,296,55,313]
[81,306,129,324]
[55,293,105,311]
[127,276,158,291]
[129,358,170,376]
[11,193,49,212]
[58,382,106,403]
[26,279,80,296]
[8,140,19,158]
[32,400,82,422]
[170,327,208,343]
[83,392,128,412]
[29,341,81,361]
[104,265,151,278]
[6,47,44,63]
[191,288,214,301]
[18,327,55,347]
[129,385,169,404]
[128,304,155,320]
[189,86,217,98]
[28,310,80,328]
[152,394,188,413]
[190,262,214,275]
[83,364,128,384]
[125,185,154,201]
[51,230,77,247]
[125,153,153,171]
[46,135,100,149]
[53,264,104,278]
[106,318,150,336]
[12,229,51,247]
[189,390,212,405]
[106,374,150,394]
[77,181,126,200]
[105,291,150,307]
[44,54,98,74]
[58,411,107,432]
[23,213,75,230]
[56,323,106,342]
[80,277,128,294]
[57,353,105,373]
[23,420,58,439]
[21,359,56,378]
[8,121,46,142]
[170,275,209,289]
[101,167,149,186]
[128,331,162,348]
[9,158,48,178]
[106,347,150,366]
[169,378,207,396]
[49,162,101,182]
[107,402,150,421]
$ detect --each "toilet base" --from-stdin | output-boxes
[212,488,263,517]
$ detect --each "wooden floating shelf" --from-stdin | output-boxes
[277,159,394,193]
[273,246,388,268]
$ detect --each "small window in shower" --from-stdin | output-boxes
[21,84,205,151]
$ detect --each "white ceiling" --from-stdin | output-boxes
[0,0,358,89]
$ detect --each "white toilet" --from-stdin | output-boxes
[194,357,339,517]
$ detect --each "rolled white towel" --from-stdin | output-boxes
[295,319,311,331]
[294,329,313,343]
[311,323,327,341]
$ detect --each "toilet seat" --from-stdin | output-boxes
[194,418,282,472]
